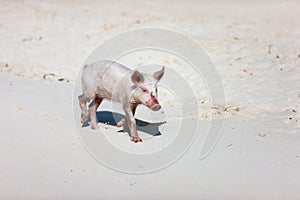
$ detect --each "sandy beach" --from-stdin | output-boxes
[0,0,299,199]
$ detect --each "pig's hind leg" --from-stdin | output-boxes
[117,119,126,127]
[88,96,103,129]
[78,94,89,123]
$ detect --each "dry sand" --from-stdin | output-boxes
[0,0,299,199]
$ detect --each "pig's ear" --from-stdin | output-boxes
[153,66,165,82]
[131,70,144,84]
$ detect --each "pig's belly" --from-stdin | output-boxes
[95,83,121,103]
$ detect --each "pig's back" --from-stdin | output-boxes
[81,60,132,100]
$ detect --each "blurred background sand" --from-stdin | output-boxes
[1,0,299,116]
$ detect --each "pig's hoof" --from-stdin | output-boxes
[131,136,143,143]
[81,114,88,123]
[91,123,99,129]
[117,119,126,127]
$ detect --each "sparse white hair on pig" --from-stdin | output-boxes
[78,60,165,143]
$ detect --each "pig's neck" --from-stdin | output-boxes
[130,97,142,105]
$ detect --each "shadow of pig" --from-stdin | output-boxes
[82,111,165,137]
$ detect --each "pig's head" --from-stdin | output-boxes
[131,67,165,111]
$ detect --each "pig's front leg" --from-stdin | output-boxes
[123,104,142,143]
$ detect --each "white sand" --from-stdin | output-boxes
[0,0,299,199]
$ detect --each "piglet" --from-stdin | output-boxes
[78,60,165,143]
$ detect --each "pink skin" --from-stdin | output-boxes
[78,60,164,143]
[147,97,161,111]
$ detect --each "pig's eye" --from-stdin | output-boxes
[140,87,148,93]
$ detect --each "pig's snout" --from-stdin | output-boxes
[147,97,161,111]
[151,104,161,111]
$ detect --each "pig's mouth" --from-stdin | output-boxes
[147,98,161,111]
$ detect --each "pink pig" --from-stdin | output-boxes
[78,60,165,143]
